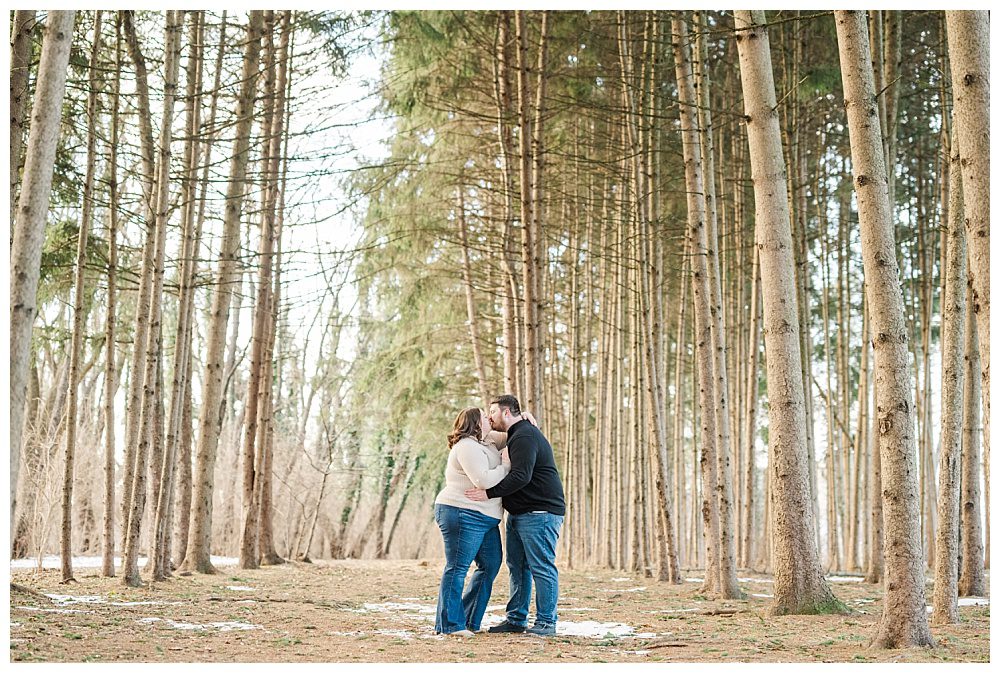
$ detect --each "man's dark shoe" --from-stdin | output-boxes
[526,622,556,637]
[487,620,526,633]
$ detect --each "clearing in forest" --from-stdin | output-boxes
[9,558,989,663]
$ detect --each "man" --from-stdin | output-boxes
[465,394,565,637]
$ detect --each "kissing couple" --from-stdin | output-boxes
[432,394,566,637]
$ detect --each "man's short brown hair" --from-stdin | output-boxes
[490,394,521,416]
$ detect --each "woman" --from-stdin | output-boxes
[433,407,510,636]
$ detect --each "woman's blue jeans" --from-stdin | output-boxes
[434,503,502,633]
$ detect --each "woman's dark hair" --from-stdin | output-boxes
[448,407,483,448]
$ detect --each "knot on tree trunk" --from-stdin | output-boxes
[879,416,892,435]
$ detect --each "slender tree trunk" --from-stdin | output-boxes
[735,9,845,616]
[181,10,265,575]
[671,14,720,596]
[491,11,520,397]
[741,247,761,569]
[119,8,159,548]
[258,19,293,566]
[174,11,227,566]
[945,14,989,570]
[102,14,124,579]
[151,10,204,580]
[238,11,279,570]
[835,9,933,649]
[10,9,76,535]
[694,11,740,599]
[958,286,986,596]
[60,10,103,584]
[514,10,542,418]
[122,10,183,588]
[931,120,966,624]
[9,9,36,224]
[457,185,490,407]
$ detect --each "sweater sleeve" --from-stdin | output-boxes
[484,430,507,450]
[455,441,510,489]
[485,432,536,498]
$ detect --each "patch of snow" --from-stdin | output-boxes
[654,608,699,613]
[16,606,92,615]
[611,648,651,656]
[45,594,105,604]
[750,593,774,598]
[826,575,864,583]
[361,602,436,615]
[926,597,990,612]
[738,577,773,583]
[602,586,647,593]
[138,617,260,631]
[10,622,22,628]
[11,555,238,570]
[557,620,636,638]
[684,577,704,583]
[43,593,178,607]
[226,586,256,592]
[111,600,179,606]
[959,597,989,607]
[611,577,633,582]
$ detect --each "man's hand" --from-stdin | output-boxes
[465,488,488,502]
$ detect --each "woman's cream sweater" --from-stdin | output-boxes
[434,432,510,520]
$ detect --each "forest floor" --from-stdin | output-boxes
[9,557,990,663]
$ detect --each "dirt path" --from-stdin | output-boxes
[9,559,989,663]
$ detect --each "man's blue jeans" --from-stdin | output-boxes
[504,511,563,627]
[434,504,502,633]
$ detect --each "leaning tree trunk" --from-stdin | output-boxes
[181,10,265,575]
[835,9,933,649]
[945,12,989,569]
[9,9,36,224]
[60,10,103,584]
[931,120,966,624]
[735,9,844,616]
[9,9,76,535]
[119,8,159,549]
